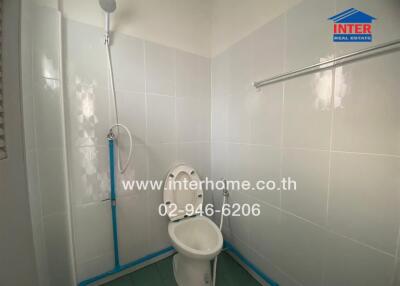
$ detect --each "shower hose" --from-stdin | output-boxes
[105,36,133,174]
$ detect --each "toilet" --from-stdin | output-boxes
[164,165,223,286]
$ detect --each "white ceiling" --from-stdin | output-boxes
[48,0,301,57]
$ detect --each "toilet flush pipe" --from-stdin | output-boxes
[213,182,229,286]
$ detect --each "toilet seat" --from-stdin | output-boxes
[163,165,223,286]
[163,165,203,221]
[168,216,223,260]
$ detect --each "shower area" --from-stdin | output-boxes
[11,0,400,285]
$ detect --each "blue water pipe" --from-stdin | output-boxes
[78,246,174,286]
[107,134,120,268]
[78,132,279,286]
[78,132,175,286]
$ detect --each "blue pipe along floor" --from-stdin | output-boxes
[78,134,278,286]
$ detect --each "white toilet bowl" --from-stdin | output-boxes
[169,216,223,286]
[163,165,223,286]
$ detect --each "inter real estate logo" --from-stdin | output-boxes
[328,8,376,42]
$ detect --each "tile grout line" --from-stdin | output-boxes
[173,47,178,161]
[242,190,397,258]
[331,149,400,159]
[321,65,336,286]
[213,142,400,159]
[391,226,400,285]
[143,40,153,254]
[209,56,217,211]
[278,9,287,213]
[229,233,304,286]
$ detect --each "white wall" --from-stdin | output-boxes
[61,0,212,57]
[18,1,400,285]
[211,0,400,286]
[63,19,211,282]
[211,0,301,56]
[21,0,213,283]
[61,0,306,57]
[20,1,75,285]
[0,0,39,285]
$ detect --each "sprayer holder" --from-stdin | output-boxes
[107,129,115,140]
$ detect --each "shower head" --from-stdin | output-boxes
[99,0,116,41]
[99,0,117,13]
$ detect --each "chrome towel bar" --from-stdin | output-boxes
[253,38,400,88]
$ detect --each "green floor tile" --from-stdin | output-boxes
[216,252,261,286]
[156,256,175,281]
[105,276,132,286]
[103,251,261,286]
[162,277,178,286]
[129,264,164,286]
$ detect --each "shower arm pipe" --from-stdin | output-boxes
[105,37,118,124]
[253,38,400,88]
[104,13,111,45]
[105,12,110,34]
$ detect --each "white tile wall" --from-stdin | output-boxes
[111,34,145,93]
[43,213,74,286]
[70,145,110,204]
[210,91,228,142]
[176,50,210,99]
[285,0,335,71]
[146,94,176,144]
[281,149,330,226]
[227,94,252,143]
[115,91,146,145]
[332,51,400,155]
[176,96,210,142]
[117,192,150,264]
[324,232,395,286]
[64,20,107,88]
[32,5,60,80]
[116,144,148,196]
[21,3,74,285]
[335,0,400,55]
[73,203,114,263]
[283,71,333,150]
[247,145,281,207]
[211,1,400,286]
[64,19,211,281]
[211,142,227,179]
[328,152,400,254]
[22,1,400,285]
[177,142,210,178]
[34,79,63,149]
[279,213,326,286]
[37,148,67,216]
[67,83,110,147]
[250,83,283,146]
[76,252,114,283]
[252,15,285,82]
[248,201,281,264]
[145,41,176,96]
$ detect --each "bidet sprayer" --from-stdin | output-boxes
[222,179,229,197]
